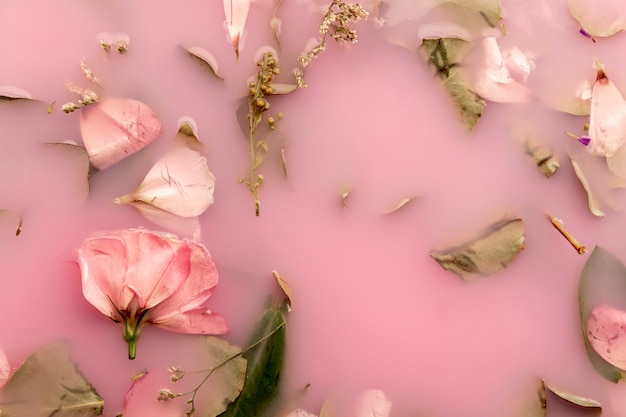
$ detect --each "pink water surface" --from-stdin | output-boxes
[2,1,626,416]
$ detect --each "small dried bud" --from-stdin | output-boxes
[100,40,111,52]
[157,389,178,402]
[116,39,129,53]
[79,90,99,105]
[255,98,267,109]
[61,102,79,113]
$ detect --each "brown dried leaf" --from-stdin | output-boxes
[431,218,525,280]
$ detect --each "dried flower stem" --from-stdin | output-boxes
[243,52,279,216]
[298,0,368,70]
[547,213,587,255]
[166,319,287,416]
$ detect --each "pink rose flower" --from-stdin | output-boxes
[77,228,228,359]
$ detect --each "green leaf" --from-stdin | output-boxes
[579,246,626,382]
[199,337,247,417]
[419,38,485,135]
[218,304,287,417]
[0,341,104,417]
[430,218,525,281]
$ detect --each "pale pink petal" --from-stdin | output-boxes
[114,147,215,217]
[77,235,129,317]
[285,410,318,417]
[568,0,626,37]
[80,97,162,170]
[152,308,228,334]
[224,0,251,57]
[150,239,218,317]
[474,37,531,103]
[587,304,626,370]
[121,229,191,309]
[355,389,392,417]
[588,66,626,157]
[0,348,9,388]
[503,47,535,83]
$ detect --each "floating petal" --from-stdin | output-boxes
[224,0,251,58]
[80,97,162,170]
[568,0,626,37]
[355,389,392,417]
[546,383,602,409]
[183,46,224,79]
[115,147,215,218]
[474,37,532,103]
[587,66,626,157]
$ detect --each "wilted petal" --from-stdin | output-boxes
[568,0,626,37]
[115,147,215,217]
[474,37,532,103]
[224,0,251,57]
[183,46,223,79]
[588,66,626,157]
[587,304,626,370]
[80,97,162,170]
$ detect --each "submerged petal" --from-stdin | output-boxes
[115,147,215,217]
[588,67,626,157]
[474,37,531,103]
[224,0,251,57]
[568,0,626,37]
[587,304,626,370]
[80,97,162,170]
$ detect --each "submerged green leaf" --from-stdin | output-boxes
[218,304,287,417]
[419,38,485,135]
[447,0,502,27]
[0,341,104,417]
[546,383,602,410]
[579,246,626,382]
[199,337,247,417]
[430,218,525,280]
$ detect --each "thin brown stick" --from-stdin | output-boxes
[547,213,586,255]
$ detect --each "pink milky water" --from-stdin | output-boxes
[1,1,626,416]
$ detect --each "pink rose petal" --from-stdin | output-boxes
[587,66,626,157]
[80,97,162,170]
[587,304,626,370]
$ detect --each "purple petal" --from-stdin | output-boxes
[579,135,591,146]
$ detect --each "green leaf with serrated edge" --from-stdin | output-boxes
[430,218,525,281]
[546,383,601,410]
[199,337,247,417]
[218,303,287,417]
[0,341,104,417]
[419,38,485,135]
[579,246,626,382]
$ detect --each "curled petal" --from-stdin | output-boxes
[224,0,251,57]
[568,0,626,37]
[80,98,162,170]
[474,37,532,103]
[588,66,626,157]
[587,304,626,370]
[115,147,215,217]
